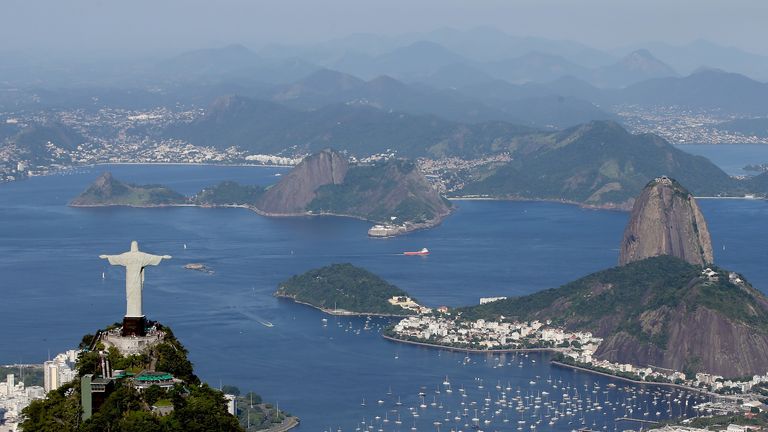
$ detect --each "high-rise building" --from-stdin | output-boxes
[6,374,14,396]
[44,361,60,393]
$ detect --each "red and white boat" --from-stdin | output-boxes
[403,248,430,256]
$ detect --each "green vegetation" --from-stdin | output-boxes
[20,323,294,432]
[11,123,84,165]
[307,159,450,224]
[667,412,768,430]
[165,95,534,158]
[70,172,187,206]
[458,255,768,349]
[0,365,44,387]
[72,158,450,230]
[193,181,265,206]
[457,121,765,206]
[552,353,668,383]
[276,263,417,315]
[76,325,199,385]
[228,388,293,432]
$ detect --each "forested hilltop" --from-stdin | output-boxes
[21,324,293,432]
[275,263,419,316]
[455,121,768,208]
[458,255,768,377]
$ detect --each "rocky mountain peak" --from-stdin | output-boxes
[619,176,713,266]
[257,149,349,214]
[618,49,677,75]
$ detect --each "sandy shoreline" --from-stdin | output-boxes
[274,295,414,318]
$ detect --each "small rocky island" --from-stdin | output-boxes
[70,149,452,236]
[275,263,425,316]
[184,263,213,274]
[69,172,187,206]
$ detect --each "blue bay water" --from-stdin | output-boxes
[0,146,767,430]
[674,144,768,176]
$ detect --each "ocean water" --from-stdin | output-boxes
[675,143,768,176]
[1,146,767,430]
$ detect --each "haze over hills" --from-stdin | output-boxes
[591,49,678,88]
[1,123,85,166]
[264,69,517,124]
[262,68,614,127]
[620,69,768,114]
[615,39,768,81]
[162,94,537,157]
[456,120,754,207]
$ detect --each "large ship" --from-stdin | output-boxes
[403,248,429,256]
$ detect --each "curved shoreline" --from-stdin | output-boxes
[550,361,726,398]
[383,335,731,399]
[275,295,414,318]
[265,416,300,432]
[69,202,447,237]
[381,334,564,354]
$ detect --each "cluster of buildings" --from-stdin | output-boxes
[0,372,45,432]
[0,107,306,184]
[387,296,432,314]
[652,425,763,432]
[391,307,768,406]
[0,350,79,432]
[244,154,302,166]
[391,315,600,351]
[561,341,768,397]
[43,350,79,393]
[615,104,768,145]
[417,153,513,194]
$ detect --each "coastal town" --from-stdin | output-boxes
[615,105,768,145]
[386,293,768,422]
[0,108,304,183]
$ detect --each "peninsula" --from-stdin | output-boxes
[70,149,452,236]
[373,178,768,384]
[451,121,768,209]
[68,172,186,206]
[275,263,426,316]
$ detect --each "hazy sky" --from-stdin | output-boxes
[2,0,767,57]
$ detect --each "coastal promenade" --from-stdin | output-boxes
[275,296,413,318]
[383,334,733,401]
[551,361,732,399]
[381,333,565,354]
[265,416,300,432]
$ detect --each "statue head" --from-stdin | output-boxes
[130,241,139,252]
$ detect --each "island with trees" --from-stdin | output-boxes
[275,263,423,316]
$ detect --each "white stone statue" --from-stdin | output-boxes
[100,241,171,318]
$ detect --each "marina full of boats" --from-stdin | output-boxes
[318,316,713,432]
[346,371,707,432]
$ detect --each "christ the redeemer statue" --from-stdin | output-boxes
[100,241,171,319]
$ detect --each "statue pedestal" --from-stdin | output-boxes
[122,316,147,337]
